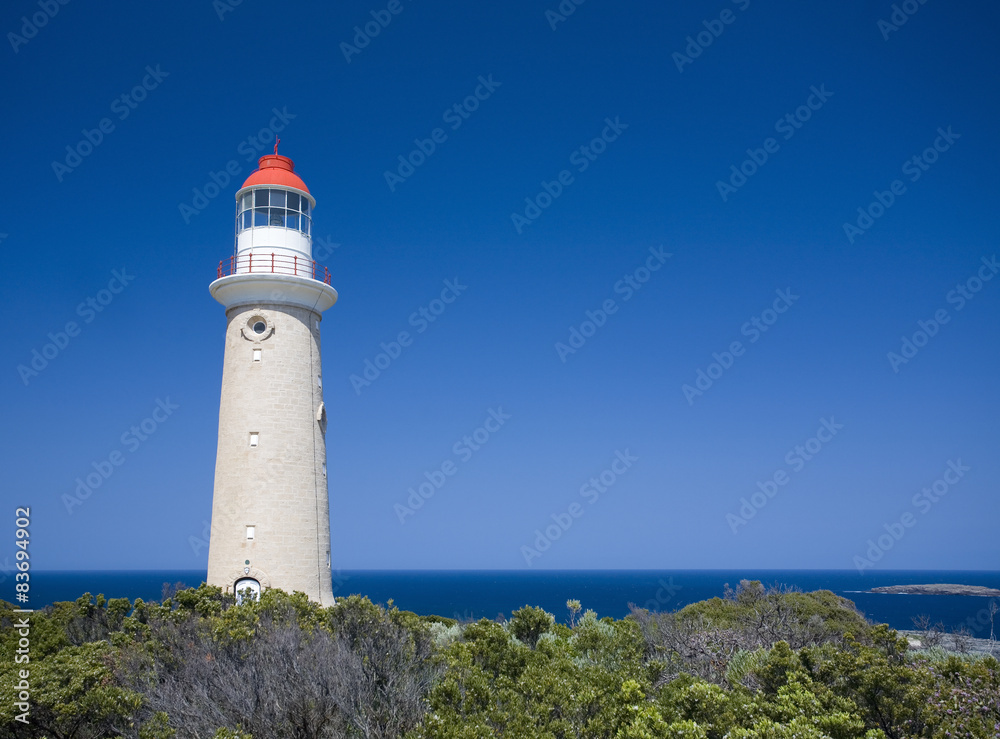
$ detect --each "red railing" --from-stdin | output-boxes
[217,253,332,285]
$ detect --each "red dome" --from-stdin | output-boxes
[240,154,310,194]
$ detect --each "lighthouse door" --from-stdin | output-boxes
[234,578,261,604]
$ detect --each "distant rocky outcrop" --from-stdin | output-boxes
[869,584,1000,596]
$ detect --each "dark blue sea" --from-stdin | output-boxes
[15,570,1000,634]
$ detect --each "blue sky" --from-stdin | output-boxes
[2,0,998,575]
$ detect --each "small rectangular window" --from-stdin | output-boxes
[254,209,268,227]
[246,526,255,540]
[317,375,322,388]
[287,192,300,211]
[249,432,259,448]
[315,320,320,331]
[270,189,286,207]
[255,189,269,207]
[253,349,262,362]
[322,463,327,477]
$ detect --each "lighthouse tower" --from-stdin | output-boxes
[206,146,336,605]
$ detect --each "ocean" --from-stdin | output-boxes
[16,570,1000,634]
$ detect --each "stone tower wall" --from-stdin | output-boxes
[206,301,333,605]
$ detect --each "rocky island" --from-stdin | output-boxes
[869,583,1000,596]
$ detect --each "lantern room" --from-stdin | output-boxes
[231,152,316,278]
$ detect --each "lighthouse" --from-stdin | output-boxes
[206,145,337,605]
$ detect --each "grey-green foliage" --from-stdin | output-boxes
[914,645,987,664]
[725,647,768,688]
[570,609,614,668]
[428,622,462,650]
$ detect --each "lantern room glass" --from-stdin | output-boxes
[236,188,312,236]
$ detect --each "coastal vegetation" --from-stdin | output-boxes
[1,581,998,738]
